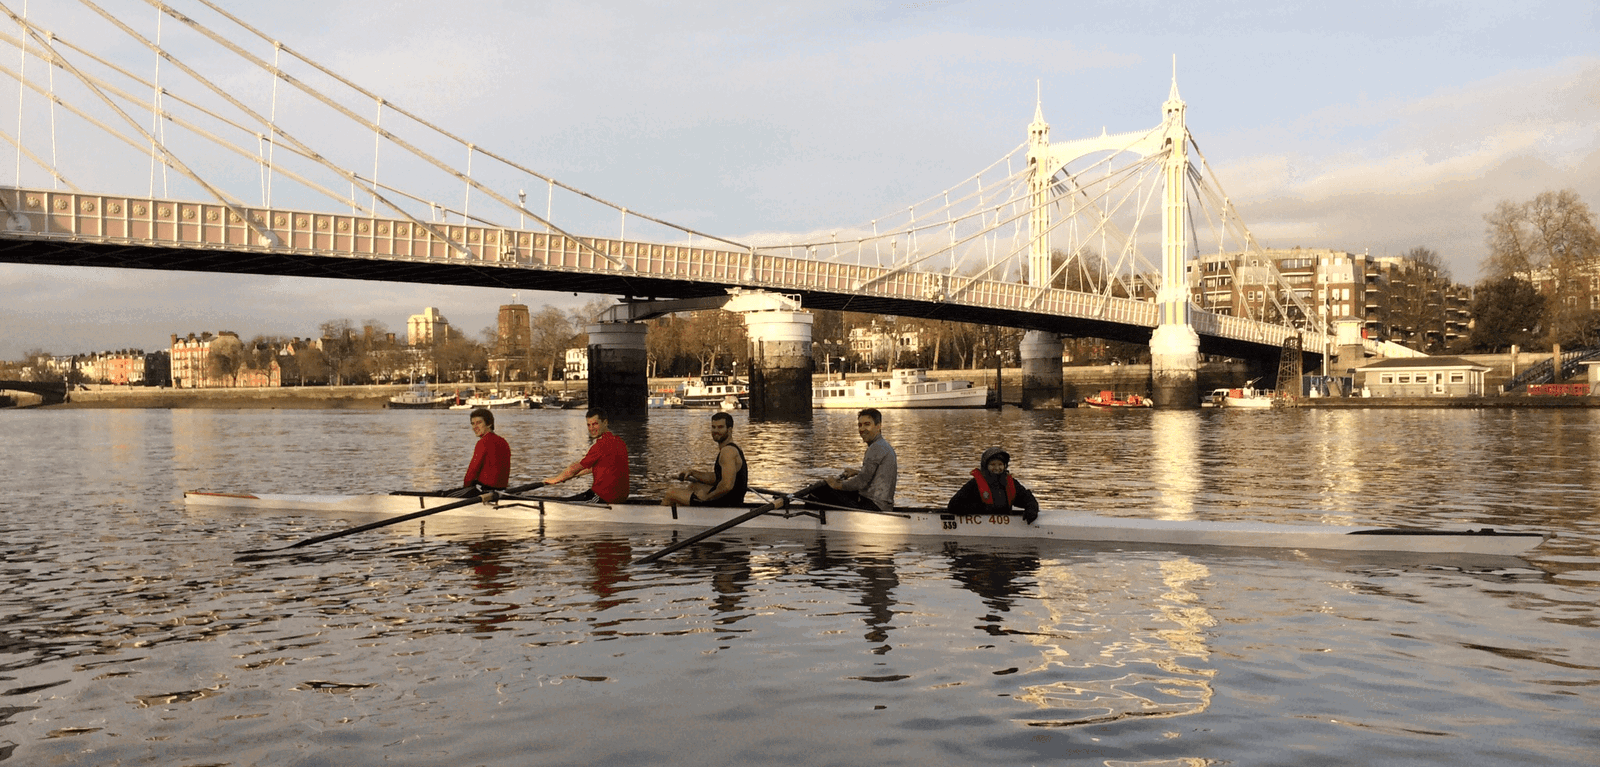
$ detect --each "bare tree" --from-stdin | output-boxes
[1385,247,1453,353]
[530,306,576,381]
[318,319,357,386]
[1482,190,1600,347]
[205,333,246,387]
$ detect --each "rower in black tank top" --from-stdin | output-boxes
[692,442,747,505]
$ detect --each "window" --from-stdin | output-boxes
[1449,373,1465,383]
[1380,374,1393,384]
[1397,375,1411,384]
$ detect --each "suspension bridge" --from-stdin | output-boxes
[0,1,1327,413]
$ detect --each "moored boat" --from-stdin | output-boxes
[386,382,453,409]
[813,368,988,409]
[681,374,748,408]
[1082,390,1152,408]
[1219,387,1278,408]
[465,390,535,409]
[185,490,1546,557]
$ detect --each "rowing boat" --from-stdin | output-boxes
[185,490,1546,557]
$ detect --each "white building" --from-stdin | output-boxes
[564,347,588,380]
[407,307,450,346]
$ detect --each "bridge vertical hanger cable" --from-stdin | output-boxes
[266,41,278,207]
[0,32,368,204]
[137,1,613,267]
[185,0,747,258]
[44,28,55,189]
[149,3,167,198]
[1,4,279,243]
[370,98,381,215]
[10,0,23,186]
[83,1,483,254]
[462,144,472,225]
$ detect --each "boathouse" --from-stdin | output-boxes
[1357,357,1491,398]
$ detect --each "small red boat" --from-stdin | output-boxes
[1082,390,1152,408]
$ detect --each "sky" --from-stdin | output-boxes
[1,0,1596,360]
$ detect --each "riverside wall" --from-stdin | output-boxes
[38,384,410,409]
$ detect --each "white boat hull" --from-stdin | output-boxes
[185,491,1545,556]
[813,387,989,409]
[813,369,989,409]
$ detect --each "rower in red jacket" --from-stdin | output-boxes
[452,407,510,496]
[946,447,1040,524]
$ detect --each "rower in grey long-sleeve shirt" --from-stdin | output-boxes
[799,407,898,512]
[838,428,896,511]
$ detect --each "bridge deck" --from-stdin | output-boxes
[0,188,1323,361]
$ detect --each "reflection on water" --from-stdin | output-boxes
[1016,557,1215,728]
[1150,411,1202,519]
[0,407,1596,765]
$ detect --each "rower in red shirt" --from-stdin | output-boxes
[449,407,510,497]
[542,407,630,503]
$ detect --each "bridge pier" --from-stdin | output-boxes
[1020,331,1064,409]
[586,322,648,420]
[1149,324,1199,408]
[744,310,814,420]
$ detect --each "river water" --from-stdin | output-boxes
[1,406,1596,766]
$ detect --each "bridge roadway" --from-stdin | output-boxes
[0,187,1324,363]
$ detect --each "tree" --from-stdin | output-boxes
[645,313,691,378]
[1465,277,1544,352]
[293,346,330,385]
[529,305,577,381]
[1385,247,1454,353]
[683,310,747,375]
[1482,190,1600,348]
[206,333,246,387]
[318,319,358,386]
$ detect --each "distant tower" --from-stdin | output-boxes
[497,300,531,356]
[1147,62,1201,408]
[1026,86,1053,287]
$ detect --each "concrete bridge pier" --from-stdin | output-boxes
[744,310,814,420]
[1149,323,1200,408]
[1020,330,1064,409]
[586,322,648,420]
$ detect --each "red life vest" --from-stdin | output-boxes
[971,469,1016,509]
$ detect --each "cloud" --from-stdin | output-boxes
[1220,57,1600,280]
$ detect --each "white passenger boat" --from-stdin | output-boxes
[813,368,989,409]
[185,490,1545,557]
[386,382,453,409]
[680,374,748,408]
[464,390,535,409]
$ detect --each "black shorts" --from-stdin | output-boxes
[686,493,744,507]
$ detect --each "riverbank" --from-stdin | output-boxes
[15,358,1596,410]
[44,384,407,409]
[1296,395,1600,408]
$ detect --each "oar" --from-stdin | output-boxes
[632,481,826,565]
[235,481,544,561]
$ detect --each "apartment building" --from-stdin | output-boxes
[1187,248,1469,353]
